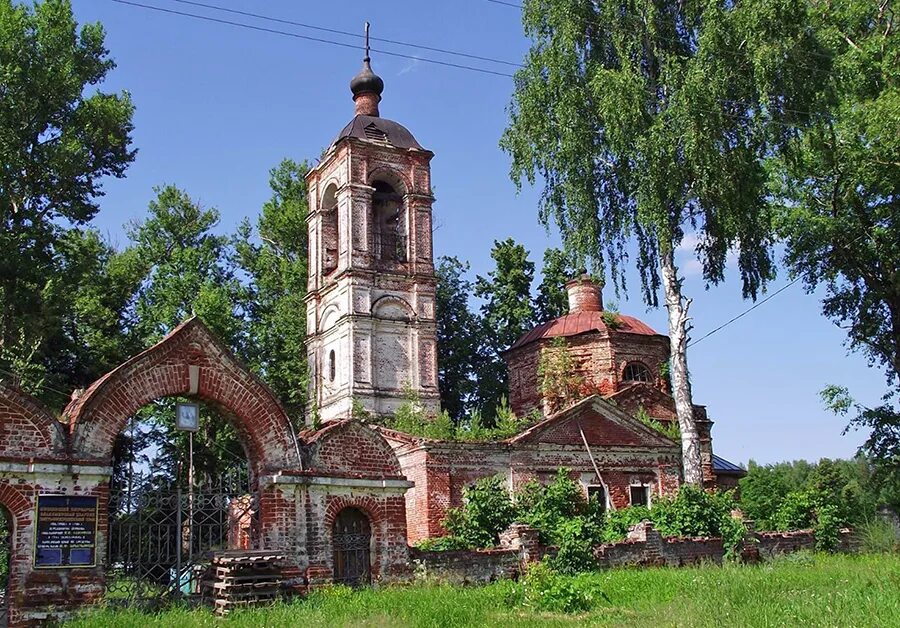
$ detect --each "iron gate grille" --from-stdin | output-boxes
[106,470,256,604]
[332,508,371,586]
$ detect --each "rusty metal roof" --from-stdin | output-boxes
[508,311,660,352]
[331,115,424,151]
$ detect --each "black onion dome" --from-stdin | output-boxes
[350,58,384,98]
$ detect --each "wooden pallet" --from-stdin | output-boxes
[200,550,286,615]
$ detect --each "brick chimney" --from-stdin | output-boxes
[565,274,603,313]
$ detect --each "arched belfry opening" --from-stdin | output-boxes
[372,180,405,264]
[321,184,339,274]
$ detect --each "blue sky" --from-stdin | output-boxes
[71,0,885,466]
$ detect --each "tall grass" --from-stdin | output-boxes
[65,553,900,628]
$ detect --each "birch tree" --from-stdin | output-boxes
[502,0,825,483]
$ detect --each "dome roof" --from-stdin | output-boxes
[330,114,425,151]
[350,58,384,99]
[508,311,660,352]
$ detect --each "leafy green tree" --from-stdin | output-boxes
[474,238,536,419]
[43,229,143,389]
[740,456,895,534]
[235,159,310,421]
[0,0,134,393]
[435,256,481,421]
[501,0,825,484]
[535,247,577,323]
[123,186,247,484]
[772,2,899,479]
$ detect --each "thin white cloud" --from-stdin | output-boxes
[676,232,701,254]
[398,57,421,76]
[682,258,703,277]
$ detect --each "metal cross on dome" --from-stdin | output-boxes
[364,21,371,60]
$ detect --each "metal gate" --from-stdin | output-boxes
[332,508,371,586]
[106,469,256,605]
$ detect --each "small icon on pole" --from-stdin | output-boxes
[175,402,200,432]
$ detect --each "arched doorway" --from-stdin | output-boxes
[0,506,9,627]
[332,508,371,586]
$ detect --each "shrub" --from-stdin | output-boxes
[443,476,517,548]
[651,486,745,555]
[857,518,900,553]
[601,505,652,542]
[774,489,816,531]
[518,562,598,614]
[813,504,842,552]
[514,469,606,573]
[515,469,587,541]
[548,517,601,574]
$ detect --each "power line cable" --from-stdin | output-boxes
[486,0,525,7]
[687,277,802,347]
[111,1,828,123]
[110,0,516,78]
[0,366,73,401]
[172,0,523,68]
[687,231,870,347]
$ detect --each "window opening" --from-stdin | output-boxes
[328,350,336,382]
[630,485,649,507]
[623,362,652,383]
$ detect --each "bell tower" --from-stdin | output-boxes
[305,36,440,422]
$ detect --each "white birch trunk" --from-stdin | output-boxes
[660,247,703,486]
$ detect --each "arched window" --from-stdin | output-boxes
[371,180,405,263]
[328,350,336,382]
[321,185,339,274]
[623,362,652,383]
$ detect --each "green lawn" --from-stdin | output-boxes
[66,553,900,628]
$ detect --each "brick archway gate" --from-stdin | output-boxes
[64,318,304,606]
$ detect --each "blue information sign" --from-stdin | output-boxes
[34,495,98,568]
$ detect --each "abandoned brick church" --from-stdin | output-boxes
[0,54,742,624]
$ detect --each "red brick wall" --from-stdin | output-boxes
[307,421,402,478]
[391,434,681,543]
[0,383,65,459]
